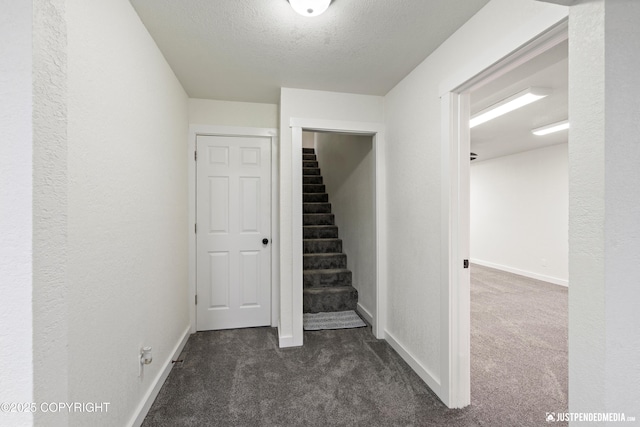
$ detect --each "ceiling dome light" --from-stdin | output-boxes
[289,0,331,17]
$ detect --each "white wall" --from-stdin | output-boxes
[188,98,278,128]
[384,0,568,403]
[0,2,33,426]
[31,1,190,426]
[569,0,640,416]
[32,1,70,426]
[302,131,315,148]
[279,88,384,346]
[315,134,376,321]
[470,144,568,285]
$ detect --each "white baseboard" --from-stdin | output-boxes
[356,303,374,326]
[384,329,442,398]
[277,328,302,348]
[471,259,568,287]
[129,325,191,427]
[278,334,295,348]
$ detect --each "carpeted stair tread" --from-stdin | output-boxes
[303,238,342,254]
[303,176,323,185]
[303,268,352,275]
[303,225,339,239]
[303,184,325,193]
[303,168,321,176]
[303,193,328,203]
[303,269,352,288]
[303,203,332,214]
[302,148,315,154]
[303,213,334,226]
[304,286,356,295]
[303,286,358,313]
[303,253,347,270]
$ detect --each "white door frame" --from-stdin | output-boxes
[440,20,568,408]
[188,125,279,333]
[289,118,387,345]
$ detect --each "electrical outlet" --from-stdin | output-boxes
[139,346,152,378]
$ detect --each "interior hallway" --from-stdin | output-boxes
[142,265,567,426]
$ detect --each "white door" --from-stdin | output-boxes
[196,135,271,330]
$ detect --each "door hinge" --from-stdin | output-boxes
[195,223,197,233]
[194,151,197,161]
[463,259,469,269]
[195,294,198,305]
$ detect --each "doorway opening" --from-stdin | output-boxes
[288,118,387,347]
[467,36,569,423]
[441,19,568,408]
[301,131,376,327]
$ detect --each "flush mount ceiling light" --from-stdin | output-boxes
[532,119,570,136]
[289,0,331,17]
[470,87,551,128]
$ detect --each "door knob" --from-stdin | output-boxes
[262,238,269,245]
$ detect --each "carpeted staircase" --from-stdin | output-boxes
[302,147,358,313]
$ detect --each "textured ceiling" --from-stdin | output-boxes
[130,0,490,103]
[470,40,568,161]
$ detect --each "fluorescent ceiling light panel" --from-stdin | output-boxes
[532,120,570,136]
[469,87,551,128]
[289,0,331,17]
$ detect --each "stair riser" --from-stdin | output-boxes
[303,288,358,313]
[303,168,320,176]
[303,176,323,185]
[303,193,328,203]
[304,254,346,270]
[303,161,319,168]
[304,239,342,254]
[303,154,316,161]
[303,226,338,239]
[303,184,325,193]
[303,203,331,214]
[302,148,315,154]
[303,214,334,226]
[303,271,352,288]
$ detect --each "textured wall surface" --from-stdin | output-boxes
[384,0,568,401]
[30,0,190,425]
[188,98,278,128]
[315,134,376,318]
[602,0,640,413]
[32,1,70,426]
[471,144,568,285]
[0,2,34,426]
[569,0,640,415]
[568,1,606,414]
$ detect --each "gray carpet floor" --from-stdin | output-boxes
[469,264,568,426]
[143,264,567,426]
